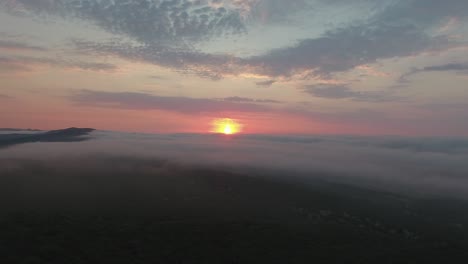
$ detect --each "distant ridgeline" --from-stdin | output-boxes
[0,128,42,132]
[0,127,95,148]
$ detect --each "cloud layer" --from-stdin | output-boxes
[71,90,271,113]
[400,62,468,83]
[2,131,468,199]
[0,39,47,51]
[0,94,13,99]
[304,84,400,102]
[0,55,117,73]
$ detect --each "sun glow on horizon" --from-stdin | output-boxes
[224,124,233,135]
[212,118,242,135]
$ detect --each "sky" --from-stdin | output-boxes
[0,0,467,135]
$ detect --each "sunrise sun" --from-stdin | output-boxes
[212,118,242,135]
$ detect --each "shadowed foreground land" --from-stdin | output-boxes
[1,156,468,263]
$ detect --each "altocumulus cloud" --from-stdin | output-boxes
[7,0,466,80]
[7,0,246,45]
[71,21,437,80]
[72,39,235,80]
[75,5,463,80]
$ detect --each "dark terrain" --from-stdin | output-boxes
[0,127,94,148]
[1,155,468,263]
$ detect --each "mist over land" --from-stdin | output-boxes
[1,128,468,263]
[3,128,468,198]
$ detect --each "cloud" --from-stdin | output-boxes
[399,62,468,83]
[422,63,468,72]
[71,20,447,81]
[64,0,467,81]
[245,0,468,79]
[7,0,467,82]
[0,57,31,73]
[63,60,117,71]
[7,0,313,44]
[0,55,117,72]
[148,75,167,80]
[378,0,468,26]
[222,96,280,103]
[247,23,434,78]
[72,20,436,79]
[255,80,276,87]
[0,94,13,100]
[65,89,466,136]
[70,90,271,114]
[72,40,233,79]
[0,40,47,52]
[9,0,246,46]
[304,84,400,102]
[246,0,311,23]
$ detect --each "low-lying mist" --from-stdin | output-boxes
[2,129,468,263]
[1,130,468,203]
